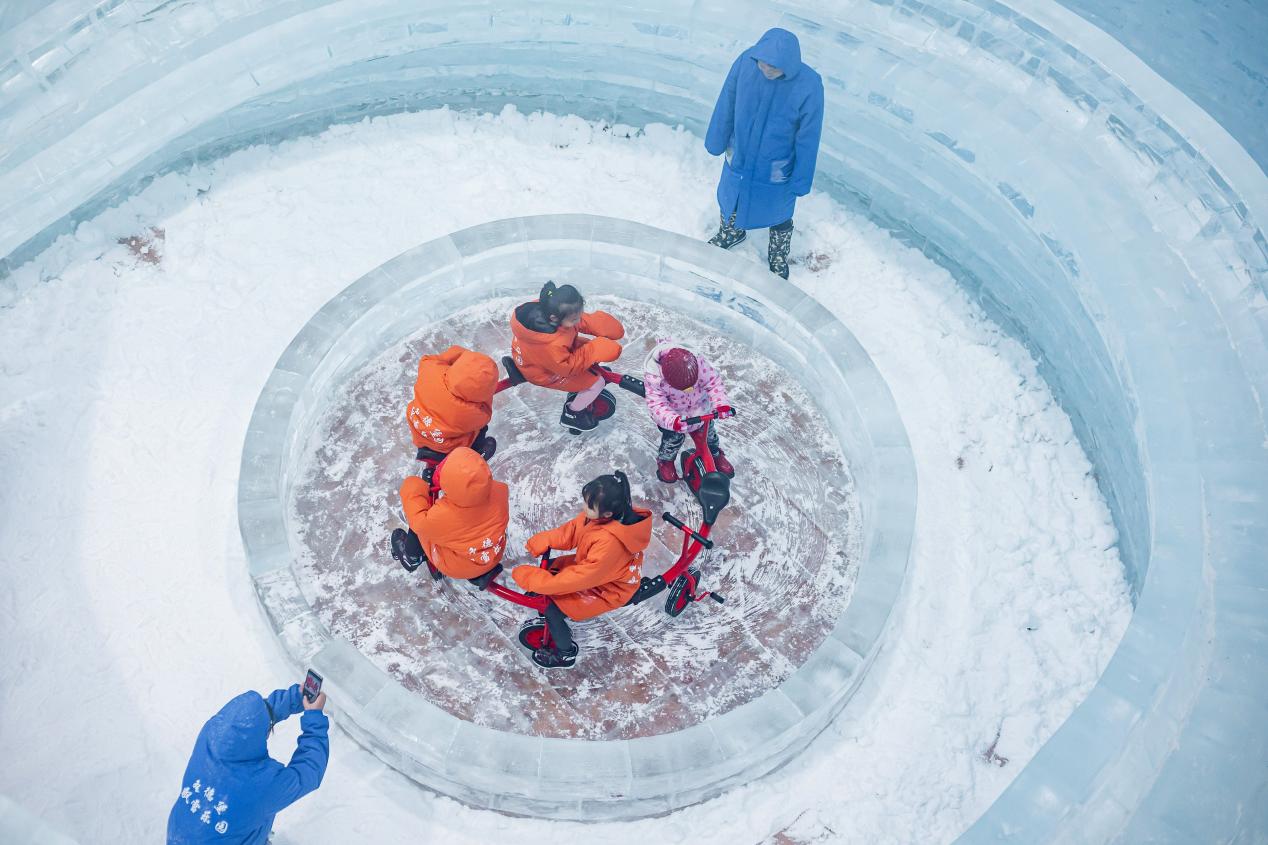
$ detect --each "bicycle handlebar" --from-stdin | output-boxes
[683,407,737,427]
[662,512,715,549]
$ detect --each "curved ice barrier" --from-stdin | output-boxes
[1,0,1265,840]
[240,215,914,818]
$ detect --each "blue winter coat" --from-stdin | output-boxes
[705,28,825,230]
[167,685,329,844]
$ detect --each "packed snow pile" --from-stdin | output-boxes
[0,107,1131,843]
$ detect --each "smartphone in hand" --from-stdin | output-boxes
[303,669,323,703]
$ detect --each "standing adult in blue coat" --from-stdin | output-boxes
[167,684,330,844]
[705,28,824,279]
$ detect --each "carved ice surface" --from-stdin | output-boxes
[2,0,1266,841]
[234,214,914,819]
[289,296,860,740]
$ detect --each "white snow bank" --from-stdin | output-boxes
[0,107,1130,844]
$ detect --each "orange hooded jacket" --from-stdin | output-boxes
[406,346,498,453]
[509,302,625,393]
[511,508,653,621]
[399,447,510,579]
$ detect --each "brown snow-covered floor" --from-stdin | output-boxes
[291,296,860,739]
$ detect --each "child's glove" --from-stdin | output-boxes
[671,416,685,432]
[526,535,551,557]
[715,405,735,419]
[588,337,623,363]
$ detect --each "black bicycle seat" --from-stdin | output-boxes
[696,471,731,525]
[467,563,503,590]
[416,446,446,463]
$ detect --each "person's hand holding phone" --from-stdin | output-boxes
[301,668,324,712]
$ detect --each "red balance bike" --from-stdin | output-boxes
[627,410,734,616]
[403,359,733,653]
[412,361,645,482]
[497,357,647,435]
[490,409,735,648]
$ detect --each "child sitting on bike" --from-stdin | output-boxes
[511,471,651,669]
[391,446,510,582]
[405,344,499,462]
[643,341,735,482]
[510,281,625,432]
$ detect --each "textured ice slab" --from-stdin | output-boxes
[5,0,1267,839]
[290,296,860,740]
[241,215,913,818]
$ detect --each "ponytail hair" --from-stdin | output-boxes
[582,470,638,523]
[540,280,585,324]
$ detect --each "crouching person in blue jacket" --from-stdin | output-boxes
[167,684,329,843]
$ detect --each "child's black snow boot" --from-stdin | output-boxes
[560,395,599,433]
[768,221,793,279]
[708,213,747,250]
[392,528,441,579]
[532,642,579,669]
[391,528,425,573]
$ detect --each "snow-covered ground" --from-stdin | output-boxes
[0,107,1130,843]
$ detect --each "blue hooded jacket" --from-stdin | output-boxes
[705,28,825,230]
[167,686,329,844]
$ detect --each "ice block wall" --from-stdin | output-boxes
[1,1,1265,842]
[241,215,915,819]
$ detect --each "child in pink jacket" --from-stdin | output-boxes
[643,341,735,482]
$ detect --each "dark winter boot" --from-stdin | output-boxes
[391,528,426,574]
[711,450,735,478]
[708,213,747,249]
[768,222,793,279]
[474,434,497,461]
[657,459,679,483]
[560,395,599,433]
[532,642,579,669]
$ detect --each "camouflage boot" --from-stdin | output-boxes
[768,222,793,279]
[708,213,747,249]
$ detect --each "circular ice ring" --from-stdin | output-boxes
[239,214,915,820]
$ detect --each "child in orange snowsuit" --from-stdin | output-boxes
[511,471,651,669]
[406,345,499,461]
[509,281,625,432]
[391,447,510,581]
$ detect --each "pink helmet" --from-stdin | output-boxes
[660,347,699,390]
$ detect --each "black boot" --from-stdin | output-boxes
[768,222,793,279]
[391,529,426,573]
[560,395,599,433]
[708,213,747,249]
[532,642,579,669]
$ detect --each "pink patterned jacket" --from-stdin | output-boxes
[643,340,730,433]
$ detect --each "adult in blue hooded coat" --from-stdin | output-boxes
[167,684,329,844]
[705,28,824,279]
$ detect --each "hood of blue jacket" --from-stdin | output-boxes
[203,691,271,763]
[750,28,803,80]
